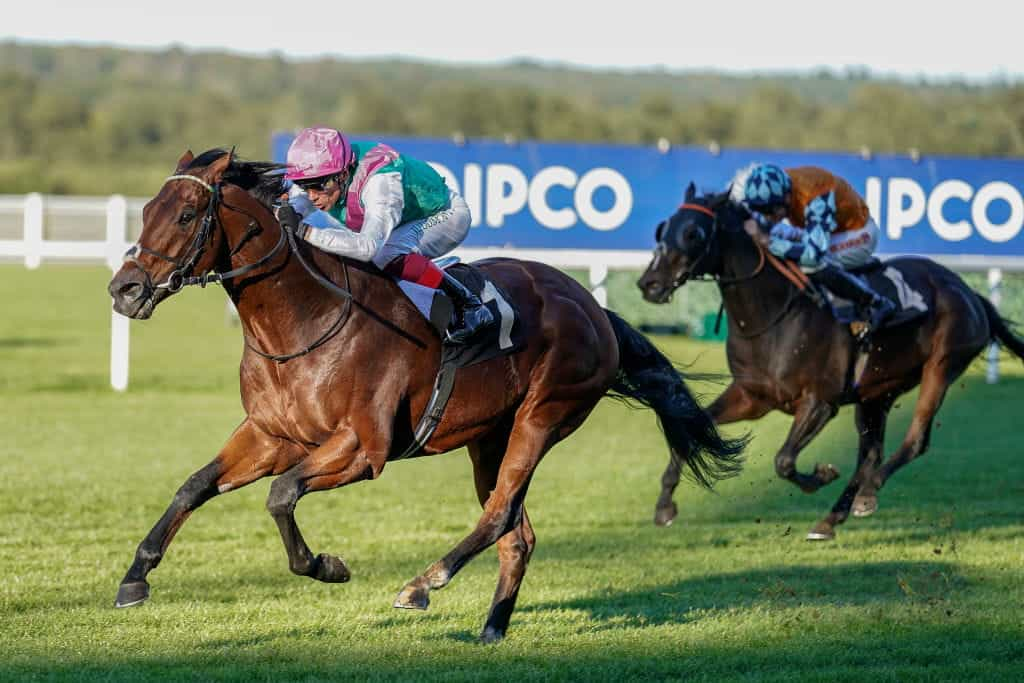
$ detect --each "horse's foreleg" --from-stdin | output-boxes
[265,428,387,584]
[115,419,299,607]
[807,400,890,540]
[774,397,840,493]
[655,383,768,526]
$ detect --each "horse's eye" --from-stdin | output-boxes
[178,208,196,225]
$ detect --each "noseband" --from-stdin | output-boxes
[123,174,287,293]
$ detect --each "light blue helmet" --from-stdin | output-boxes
[742,164,791,210]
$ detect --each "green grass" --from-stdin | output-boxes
[1,266,1022,682]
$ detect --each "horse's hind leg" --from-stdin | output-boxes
[466,428,536,643]
[394,400,590,641]
[854,356,966,516]
[115,419,300,607]
[265,428,390,584]
[655,383,768,526]
[807,400,890,540]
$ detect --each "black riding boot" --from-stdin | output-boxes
[439,272,496,343]
[810,263,897,331]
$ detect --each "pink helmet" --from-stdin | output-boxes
[284,126,354,181]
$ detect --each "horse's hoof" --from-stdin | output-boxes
[479,626,505,644]
[312,553,351,583]
[393,580,430,610]
[654,502,678,527]
[815,463,841,485]
[852,493,878,517]
[114,580,150,608]
[806,522,835,541]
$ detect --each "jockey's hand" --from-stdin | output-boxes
[277,204,301,234]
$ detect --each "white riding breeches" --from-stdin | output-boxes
[370,189,471,270]
[828,218,880,269]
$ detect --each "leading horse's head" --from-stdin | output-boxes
[637,182,744,303]
[109,149,284,319]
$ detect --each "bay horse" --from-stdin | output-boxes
[107,150,744,642]
[637,183,1024,541]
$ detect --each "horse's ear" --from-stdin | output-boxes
[175,150,194,172]
[684,182,696,202]
[205,151,233,183]
[710,189,731,209]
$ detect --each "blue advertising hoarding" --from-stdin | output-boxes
[272,132,1024,261]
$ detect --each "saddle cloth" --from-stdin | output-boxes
[825,258,930,332]
[396,259,524,369]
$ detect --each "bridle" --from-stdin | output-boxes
[123,173,346,362]
[123,174,288,294]
[122,172,420,362]
[653,201,805,338]
[656,202,766,290]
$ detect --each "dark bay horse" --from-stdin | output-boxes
[107,150,744,642]
[637,184,1024,541]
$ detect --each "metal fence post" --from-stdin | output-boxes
[986,267,1002,385]
[23,193,43,269]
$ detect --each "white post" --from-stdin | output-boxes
[107,194,131,391]
[105,194,128,270]
[986,267,1002,385]
[24,193,43,269]
[110,311,130,392]
[589,262,609,308]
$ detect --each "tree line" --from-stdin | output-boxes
[1,41,1022,195]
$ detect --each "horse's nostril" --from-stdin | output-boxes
[119,282,144,303]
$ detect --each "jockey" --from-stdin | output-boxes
[734,163,896,331]
[277,126,495,344]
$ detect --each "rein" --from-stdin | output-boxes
[663,202,812,337]
[670,204,767,287]
[127,172,426,360]
[126,173,358,362]
[124,175,287,293]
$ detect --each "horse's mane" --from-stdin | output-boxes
[700,188,749,232]
[188,148,286,208]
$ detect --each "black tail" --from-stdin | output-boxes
[604,310,747,489]
[979,296,1024,361]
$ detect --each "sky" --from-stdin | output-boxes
[4,0,1023,82]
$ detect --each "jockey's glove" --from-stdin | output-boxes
[277,204,301,234]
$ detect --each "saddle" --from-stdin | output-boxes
[815,259,930,337]
[391,259,525,460]
[394,259,523,366]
